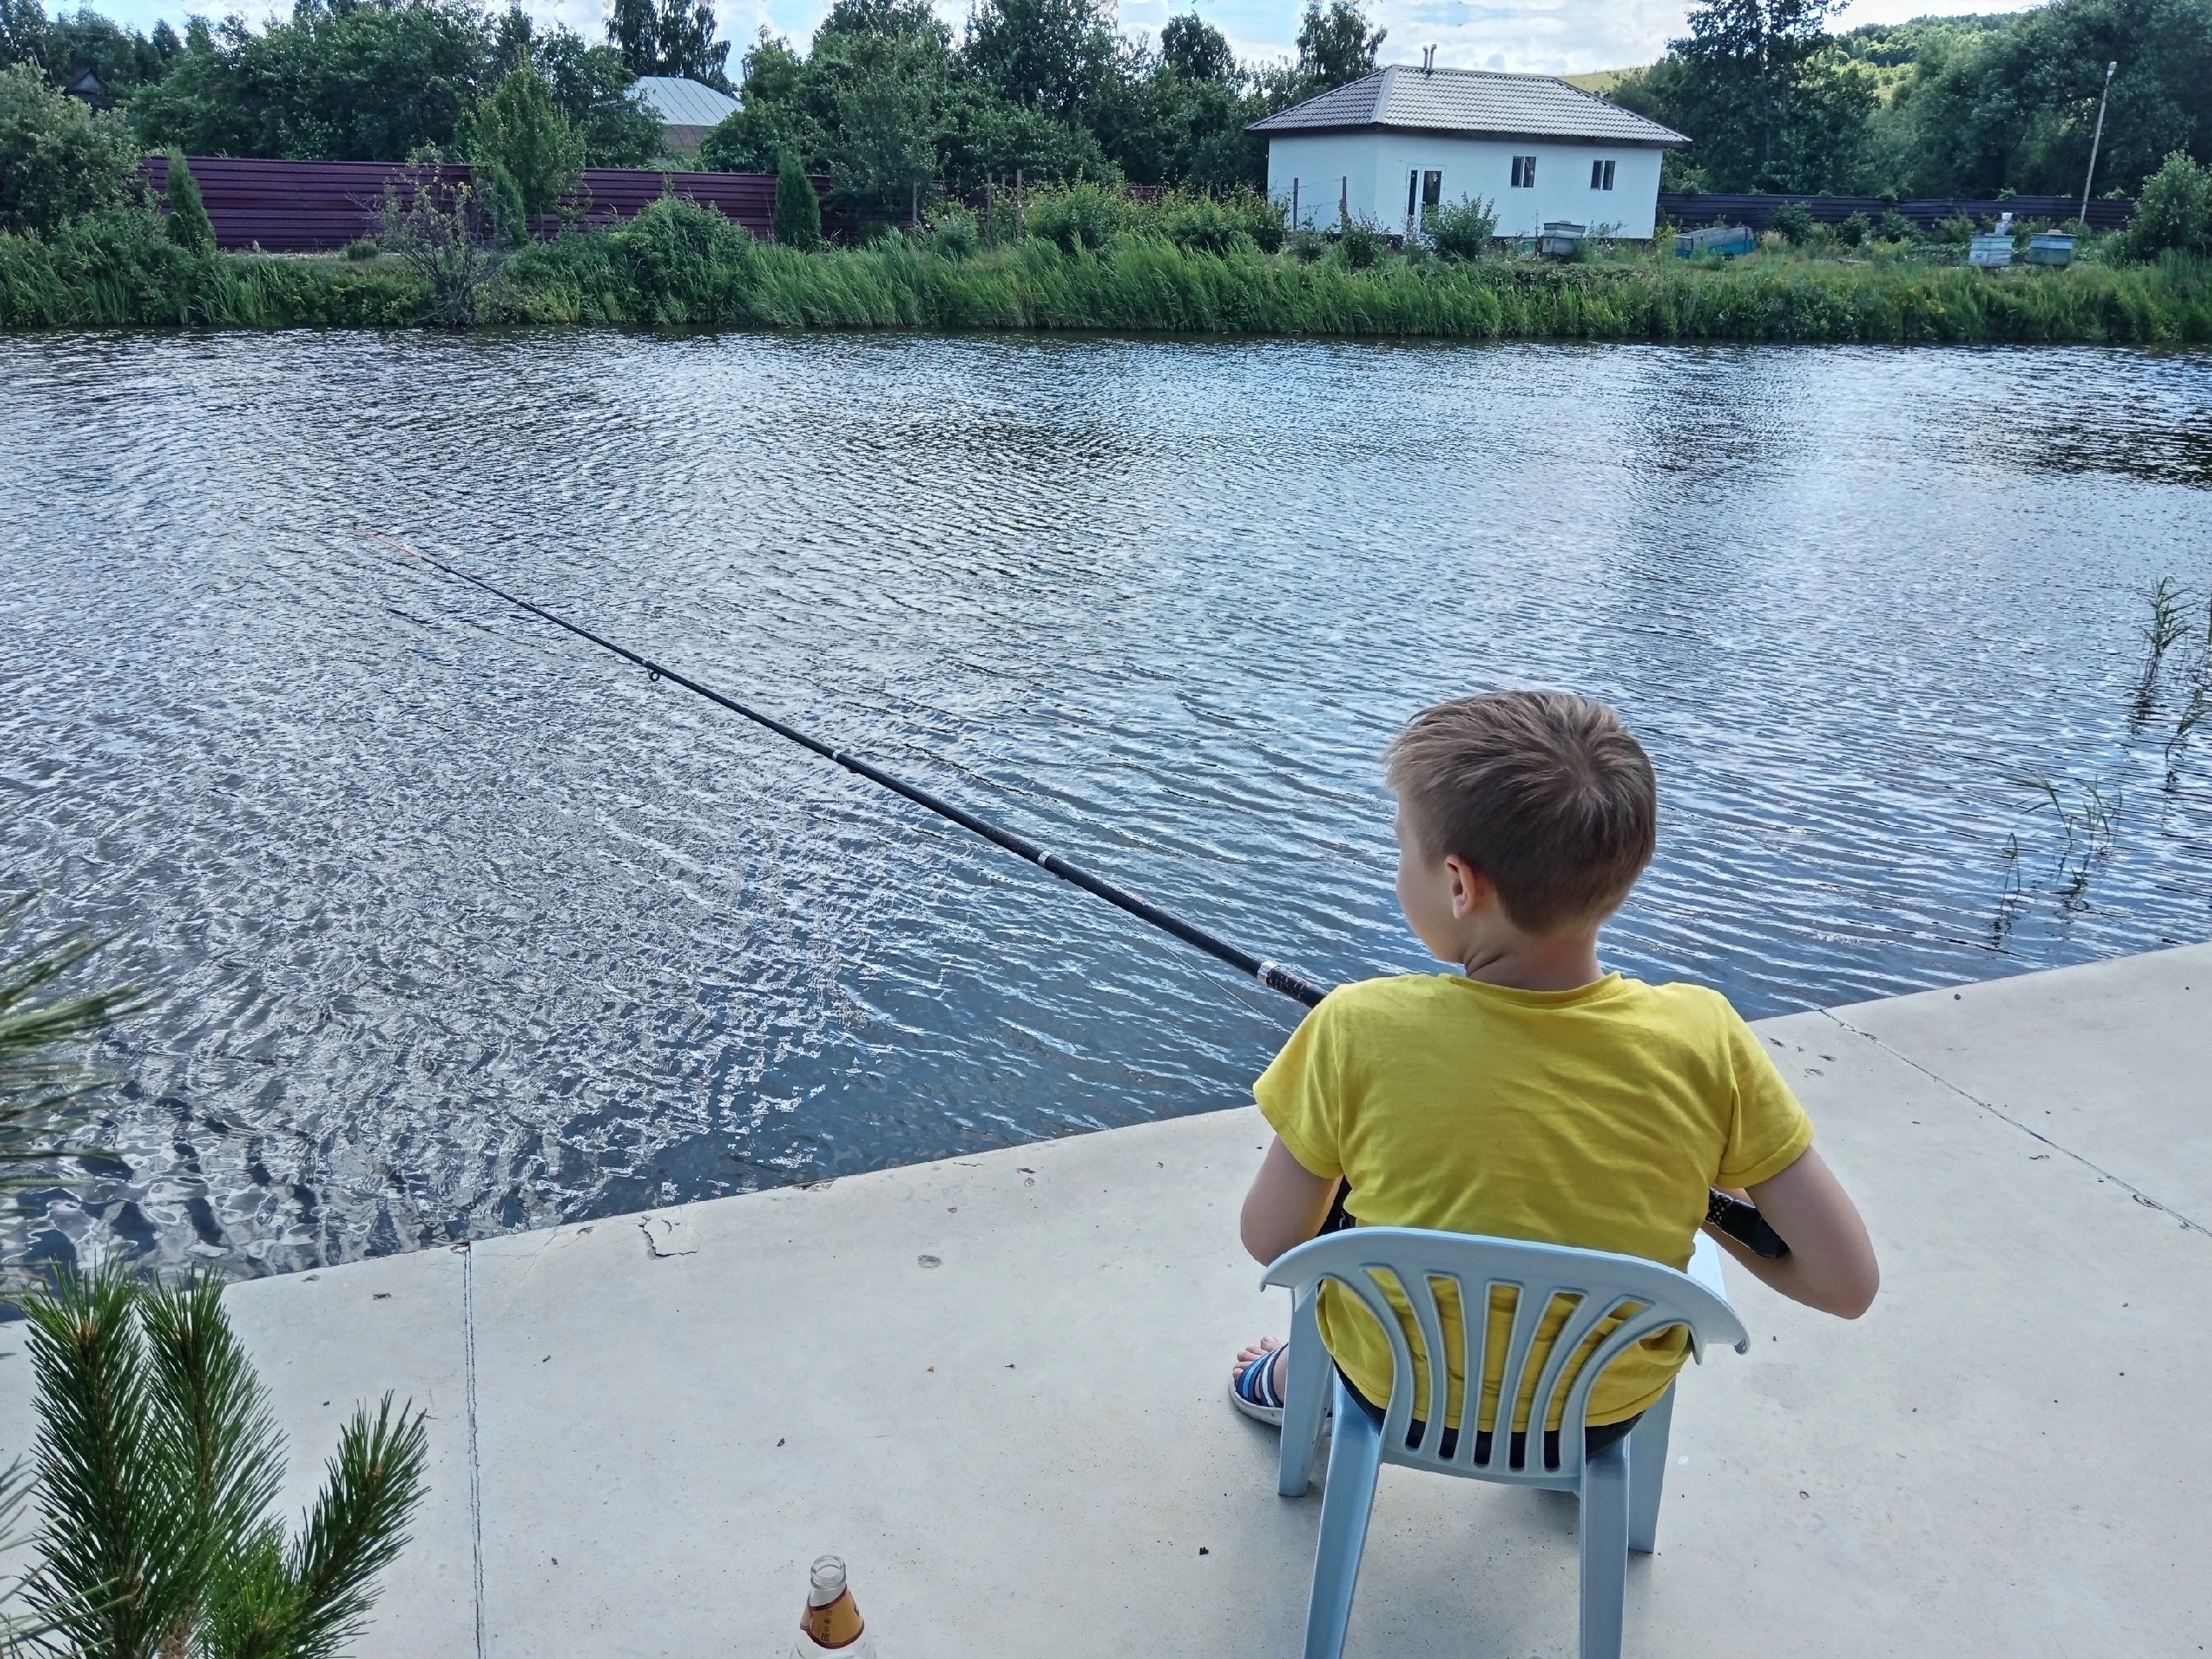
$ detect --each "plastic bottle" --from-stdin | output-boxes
[793,1554,876,1656]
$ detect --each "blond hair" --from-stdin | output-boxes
[1384,690,1656,932]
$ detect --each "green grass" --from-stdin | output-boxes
[7,202,2209,344]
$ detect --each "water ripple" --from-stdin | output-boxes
[2,333,2207,1276]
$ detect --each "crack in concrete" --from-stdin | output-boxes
[1819,1009,2210,1242]
[458,1241,487,1659]
[638,1215,697,1258]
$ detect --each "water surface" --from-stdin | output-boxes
[3,334,2207,1275]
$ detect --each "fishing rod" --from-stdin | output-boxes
[365,531,1789,1261]
[365,530,1329,1009]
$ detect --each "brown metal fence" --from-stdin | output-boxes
[139,155,834,251]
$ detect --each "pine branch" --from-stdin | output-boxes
[0,893,149,1183]
[18,1266,196,1659]
[140,1277,285,1605]
[268,1396,428,1659]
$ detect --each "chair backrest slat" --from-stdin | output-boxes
[1262,1229,1747,1487]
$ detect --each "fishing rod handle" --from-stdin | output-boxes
[1255,961,1329,1008]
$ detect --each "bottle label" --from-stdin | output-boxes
[799,1588,866,1650]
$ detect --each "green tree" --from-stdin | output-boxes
[131,1,495,163]
[472,61,585,217]
[0,60,141,235]
[3,0,178,96]
[606,0,730,86]
[495,8,664,166]
[773,144,820,245]
[2120,149,2211,256]
[698,32,815,170]
[17,1265,429,1659]
[162,149,215,251]
[1884,0,2211,199]
[1160,12,1234,83]
[826,30,946,217]
[963,0,1118,120]
[1294,0,1384,92]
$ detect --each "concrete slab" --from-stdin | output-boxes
[1819,942,2212,1230]
[2,948,2206,1658]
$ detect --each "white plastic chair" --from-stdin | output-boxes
[1263,1229,1747,1659]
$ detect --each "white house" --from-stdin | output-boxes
[1249,65,1687,240]
[629,75,741,155]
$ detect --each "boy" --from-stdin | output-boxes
[1230,690,1877,1457]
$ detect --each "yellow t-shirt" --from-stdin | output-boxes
[1255,971,1812,1430]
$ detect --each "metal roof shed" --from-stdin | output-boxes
[1250,65,1688,241]
[630,75,741,155]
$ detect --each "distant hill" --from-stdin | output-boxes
[1565,12,2016,102]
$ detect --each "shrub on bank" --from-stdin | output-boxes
[5,197,2209,343]
[0,208,427,327]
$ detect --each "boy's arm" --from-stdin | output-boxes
[1705,1145,1878,1319]
[1241,1136,1340,1265]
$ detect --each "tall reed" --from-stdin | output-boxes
[8,200,2210,343]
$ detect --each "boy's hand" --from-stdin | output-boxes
[1705,1147,1878,1319]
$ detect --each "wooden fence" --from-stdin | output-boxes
[1658,191,2134,234]
[139,155,835,251]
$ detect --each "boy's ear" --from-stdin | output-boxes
[1443,855,1493,918]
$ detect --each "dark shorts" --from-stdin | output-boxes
[1337,1367,1642,1470]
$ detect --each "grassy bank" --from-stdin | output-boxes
[5,200,2209,343]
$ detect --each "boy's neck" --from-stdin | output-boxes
[1458,930,1606,994]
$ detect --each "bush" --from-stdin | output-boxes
[931,209,978,260]
[1027,181,1123,253]
[345,237,380,261]
[1935,213,1978,245]
[1158,194,1246,256]
[1427,194,1497,260]
[2120,151,2212,262]
[0,62,143,236]
[1770,200,1815,245]
[1878,209,1916,243]
[1837,212,1871,248]
[162,151,215,255]
[773,149,820,251]
[1338,215,1385,269]
[1288,225,1326,263]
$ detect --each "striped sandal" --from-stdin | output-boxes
[1230,1344,1288,1427]
[1228,1344,1331,1431]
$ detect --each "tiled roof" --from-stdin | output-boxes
[630,75,741,130]
[1248,67,1688,146]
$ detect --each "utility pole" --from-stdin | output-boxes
[2079,60,2117,229]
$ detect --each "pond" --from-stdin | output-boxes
[3,333,2208,1277]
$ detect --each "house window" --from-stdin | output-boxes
[1407,168,1420,219]
[1591,158,1616,190]
[1421,170,1442,210]
[1510,155,1537,188]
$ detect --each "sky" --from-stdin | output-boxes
[81,0,2040,79]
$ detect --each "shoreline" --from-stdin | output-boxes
[3,942,2204,1655]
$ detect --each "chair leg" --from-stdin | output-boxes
[1303,1375,1383,1659]
[1578,1434,1630,1659]
[1626,1384,1675,1554]
[1279,1287,1331,1499]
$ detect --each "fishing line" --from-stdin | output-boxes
[362,530,1789,1261]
